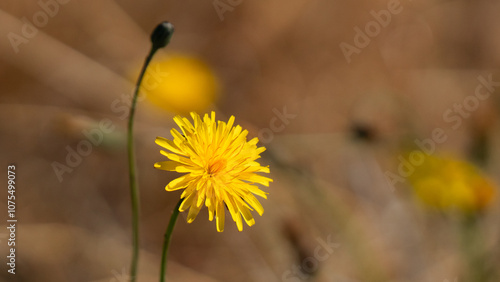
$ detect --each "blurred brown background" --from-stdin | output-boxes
[1,0,500,281]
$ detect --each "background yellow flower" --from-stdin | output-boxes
[140,54,220,115]
[408,154,496,213]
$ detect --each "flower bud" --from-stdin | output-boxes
[151,21,174,50]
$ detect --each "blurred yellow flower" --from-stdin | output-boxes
[154,112,272,232]
[141,54,219,115]
[408,154,496,213]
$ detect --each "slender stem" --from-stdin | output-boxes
[128,46,158,282]
[460,215,490,282]
[160,198,183,282]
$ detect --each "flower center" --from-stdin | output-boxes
[207,159,227,175]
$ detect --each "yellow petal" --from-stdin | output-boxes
[216,201,225,232]
[165,175,192,191]
[246,185,268,199]
[160,150,196,167]
[170,128,185,142]
[240,173,273,187]
[180,181,198,198]
[179,191,197,212]
[235,199,255,226]
[155,137,184,155]
[187,203,202,223]
[244,194,264,216]
[246,165,270,174]
[207,197,214,221]
[223,192,243,231]
[196,190,205,208]
[154,161,183,172]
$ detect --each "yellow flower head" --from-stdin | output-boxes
[408,154,496,213]
[154,112,272,232]
[141,54,219,115]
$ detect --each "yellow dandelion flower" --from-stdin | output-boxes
[141,54,219,115]
[154,112,272,232]
[408,154,496,213]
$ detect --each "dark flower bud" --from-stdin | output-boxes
[352,123,376,142]
[151,21,174,50]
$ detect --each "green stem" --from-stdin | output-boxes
[160,198,183,282]
[128,46,158,282]
[460,215,490,282]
